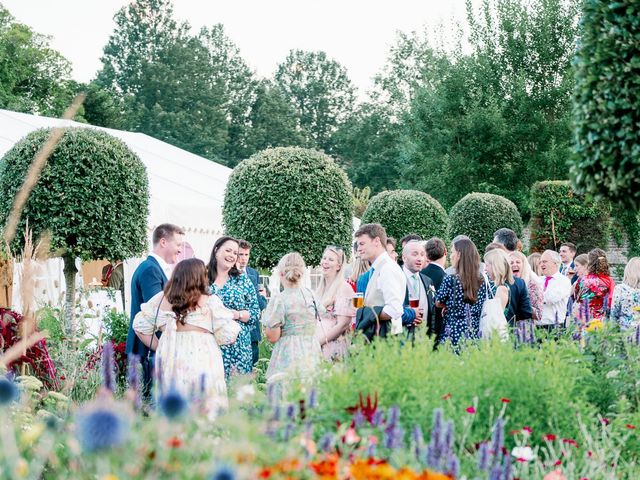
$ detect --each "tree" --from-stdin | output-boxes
[0,128,149,337]
[274,50,356,153]
[397,0,580,215]
[96,0,230,163]
[245,80,307,153]
[0,5,75,116]
[570,0,640,210]
[223,147,353,268]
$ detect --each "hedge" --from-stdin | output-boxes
[448,193,523,250]
[529,181,611,254]
[571,0,640,209]
[222,147,353,269]
[360,190,448,248]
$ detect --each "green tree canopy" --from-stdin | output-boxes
[223,147,353,269]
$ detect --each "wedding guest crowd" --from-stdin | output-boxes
[127,220,638,414]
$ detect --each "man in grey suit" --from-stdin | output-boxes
[237,239,267,365]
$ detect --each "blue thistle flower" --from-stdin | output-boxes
[0,377,19,405]
[209,464,236,480]
[101,341,116,393]
[159,389,187,420]
[478,442,490,470]
[76,405,128,452]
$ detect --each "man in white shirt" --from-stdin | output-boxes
[355,223,406,336]
[538,249,572,330]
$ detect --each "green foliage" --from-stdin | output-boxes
[0,128,149,261]
[448,192,523,250]
[395,0,579,215]
[529,181,611,253]
[274,50,356,153]
[223,147,353,269]
[352,186,371,218]
[311,335,594,452]
[0,5,76,116]
[571,0,640,210]
[360,189,448,244]
[103,310,129,345]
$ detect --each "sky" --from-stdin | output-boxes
[2,0,473,96]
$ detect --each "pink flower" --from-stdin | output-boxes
[344,428,360,445]
[543,471,566,480]
[466,406,476,414]
[600,418,610,425]
[562,438,579,448]
[522,426,532,436]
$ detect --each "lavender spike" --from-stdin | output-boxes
[101,341,116,393]
[478,442,490,470]
[126,354,141,408]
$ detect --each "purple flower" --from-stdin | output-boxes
[282,423,294,442]
[478,442,490,470]
[285,403,295,420]
[308,389,318,409]
[271,405,281,421]
[502,452,512,479]
[353,409,365,428]
[319,433,334,452]
[442,421,454,458]
[387,405,400,426]
[412,424,424,452]
[371,409,384,427]
[489,464,503,480]
[126,354,141,409]
[491,417,504,464]
[447,454,460,478]
[101,341,116,393]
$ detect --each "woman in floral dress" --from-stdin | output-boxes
[611,257,640,329]
[207,236,260,379]
[134,259,239,418]
[315,246,356,361]
[574,248,615,322]
[263,252,322,401]
[435,238,488,347]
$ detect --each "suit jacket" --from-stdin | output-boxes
[245,266,266,342]
[403,272,436,338]
[506,277,533,325]
[125,256,167,357]
[355,306,387,341]
[421,263,446,339]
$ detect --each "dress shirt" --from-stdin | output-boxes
[370,252,406,335]
[402,266,427,310]
[150,253,172,280]
[539,271,572,325]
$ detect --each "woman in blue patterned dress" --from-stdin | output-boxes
[208,236,260,379]
[435,238,488,347]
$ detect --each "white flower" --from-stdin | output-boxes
[235,384,256,402]
[606,370,620,379]
[512,446,535,462]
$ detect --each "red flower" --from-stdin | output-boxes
[601,418,610,425]
[442,393,452,400]
[516,458,527,463]
[562,438,579,448]
[466,406,476,414]
[587,451,593,458]
[345,392,379,425]
[626,424,636,430]
[522,426,533,435]
[554,460,562,466]
[166,437,182,448]
[544,434,557,441]
[500,397,511,403]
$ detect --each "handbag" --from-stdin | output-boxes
[479,276,509,341]
[147,295,164,362]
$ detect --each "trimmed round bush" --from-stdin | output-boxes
[529,181,611,254]
[448,193,523,250]
[223,147,353,268]
[360,190,448,246]
[0,127,149,335]
[571,0,640,209]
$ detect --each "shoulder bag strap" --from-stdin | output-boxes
[147,295,164,361]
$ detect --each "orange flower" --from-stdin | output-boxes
[349,458,396,479]
[309,454,339,478]
[166,437,182,448]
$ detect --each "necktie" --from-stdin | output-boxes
[544,276,553,290]
[412,274,420,297]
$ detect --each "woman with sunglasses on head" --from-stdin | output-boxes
[133,258,240,419]
[315,246,356,361]
[263,252,323,401]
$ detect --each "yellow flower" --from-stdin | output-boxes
[585,319,604,332]
[14,458,28,478]
[101,475,118,480]
[633,306,640,312]
[21,422,45,445]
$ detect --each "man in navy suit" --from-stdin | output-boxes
[421,237,447,342]
[236,239,267,365]
[126,223,185,397]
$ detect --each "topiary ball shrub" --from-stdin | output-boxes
[529,181,611,254]
[448,193,523,250]
[360,190,448,247]
[571,0,640,210]
[223,147,353,269]
[0,127,149,260]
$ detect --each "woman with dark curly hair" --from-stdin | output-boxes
[134,258,240,418]
[574,248,615,321]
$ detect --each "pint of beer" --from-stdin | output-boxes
[353,292,364,308]
[409,298,419,308]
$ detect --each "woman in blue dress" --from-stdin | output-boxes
[208,236,260,378]
[436,238,488,347]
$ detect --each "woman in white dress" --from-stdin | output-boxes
[134,259,240,418]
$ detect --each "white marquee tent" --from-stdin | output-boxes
[0,109,233,310]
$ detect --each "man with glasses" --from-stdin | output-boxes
[538,250,572,331]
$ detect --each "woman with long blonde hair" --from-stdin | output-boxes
[315,246,356,360]
[510,251,543,321]
[611,257,640,329]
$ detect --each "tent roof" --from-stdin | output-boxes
[0,109,232,237]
